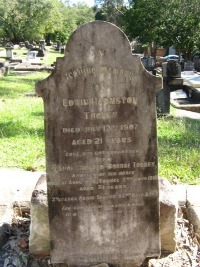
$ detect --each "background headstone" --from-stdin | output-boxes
[5,47,14,59]
[193,55,200,72]
[184,61,194,76]
[55,41,61,51]
[36,21,162,267]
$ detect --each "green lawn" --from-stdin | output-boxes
[0,72,49,98]
[0,47,62,171]
[0,55,199,183]
[0,72,49,171]
[157,115,200,184]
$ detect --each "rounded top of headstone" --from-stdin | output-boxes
[67,20,130,49]
[36,21,162,97]
[63,21,133,67]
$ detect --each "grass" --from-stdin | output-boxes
[0,72,49,171]
[0,72,49,98]
[0,97,45,170]
[0,49,199,184]
[0,46,62,171]
[157,115,200,184]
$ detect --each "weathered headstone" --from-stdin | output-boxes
[27,51,37,60]
[140,56,155,73]
[36,21,162,267]
[157,61,182,116]
[25,40,31,49]
[162,61,181,78]
[193,55,200,72]
[184,61,194,76]
[39,40,46,47]
[55,40,62,51]
[5,46,14,59]
[37,49,45,57]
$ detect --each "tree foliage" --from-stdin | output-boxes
[47,3,95,43]
[123,0,165,44]
[0,0,55,42]
[160,0,200,59]
[94,0,125,28]
[0,0,95,43]
[124,0,200,60]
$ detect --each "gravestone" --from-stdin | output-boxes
[5,46,14,59]
[37,49,45,57]
[25,40,31,49]
[140,56,154,72]
[55,40,62,51]
[36,21,162,267]
[193,55,200,72]
[27,51,37,60]
[162,61,181,78]
[184,61,194,76]
[39,40,45,48]
[157,61,182,116]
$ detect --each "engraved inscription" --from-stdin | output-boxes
[62,124,138,134]
[64,66,136,83]
[63,96,137,107]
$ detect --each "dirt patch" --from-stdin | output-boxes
[0,215,200,267]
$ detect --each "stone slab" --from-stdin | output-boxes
[172,184,187,208]
[0,168,44,224]
[186,185,200,235]
[187,185,200,206]
[186,207,200,235]
[36,21,162,267]
[170,90,188,100]
[168,78,183,85]
[182,74,200,88]
[170,99,200,113]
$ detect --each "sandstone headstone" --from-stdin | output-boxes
[186,185,200,235]
[36,21,162,267]
[29,174,50,256]
[159,179,178,253]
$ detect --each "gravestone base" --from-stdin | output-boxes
[51,263,109,267]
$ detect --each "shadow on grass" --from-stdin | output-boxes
[0,73,49,98]
[0,121,44,138]
[49,50,63,54]
[32,111,44,117]
[157,116,200,158]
